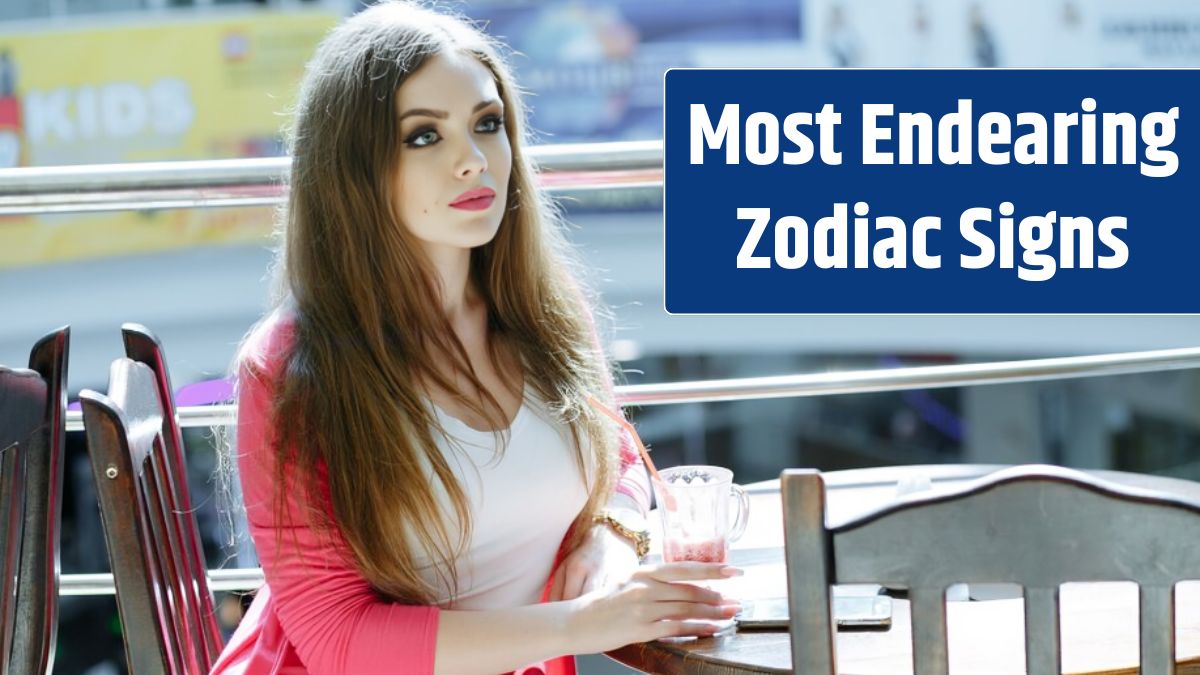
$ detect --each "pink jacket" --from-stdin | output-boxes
[210,315,650,675]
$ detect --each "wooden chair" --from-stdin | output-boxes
[0,327,68,675]
[782,464,1200,675]
[81,331,222,674]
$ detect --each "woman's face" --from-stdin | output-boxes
[393,51,513,257]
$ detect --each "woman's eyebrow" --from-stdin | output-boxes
[398,99,503,123]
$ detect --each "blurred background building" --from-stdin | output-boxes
[2,0,1200,672]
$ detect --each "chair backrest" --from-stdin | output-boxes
[0,366,44,675]
[82,356,220,675]
[121,324,223,664]
[782,464,1200,675]
[0,327,68,675]
[12,327,69,675]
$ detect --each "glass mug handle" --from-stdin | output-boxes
[728,483,750,542]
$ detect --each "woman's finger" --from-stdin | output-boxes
[650,620,724,641]
[638,562,743,584]
[648,601,741,622]
[643,578,726,605]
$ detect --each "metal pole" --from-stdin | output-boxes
[0,141,664,215]
[61,569,266,596]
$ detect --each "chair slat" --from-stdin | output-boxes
[0,443,26,675]
[909,586,949,675]
[1024,585,1061,675]
[781,470,837,675]
[148,447,209,673]
[140,469,191,674]
[1140,584,1175,675]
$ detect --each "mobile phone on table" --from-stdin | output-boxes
[735,595,893,631]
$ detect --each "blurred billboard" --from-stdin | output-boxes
[0,10,338,268]
[804,0,1200,68]
[465,0,804,144]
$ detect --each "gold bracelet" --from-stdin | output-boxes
[594,512,651,561]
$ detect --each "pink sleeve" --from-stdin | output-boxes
[237,322,440,674]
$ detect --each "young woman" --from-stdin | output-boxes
[210,2,741,674]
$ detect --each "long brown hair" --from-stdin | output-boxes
[237,1,621,604]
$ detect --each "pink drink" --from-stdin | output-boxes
[653,466,749,566]
[664,538,728,563]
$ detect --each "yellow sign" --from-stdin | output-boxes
[0,10,339,267]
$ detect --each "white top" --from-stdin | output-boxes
[415,388,590,609]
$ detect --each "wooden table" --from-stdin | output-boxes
[606,464,1200,674]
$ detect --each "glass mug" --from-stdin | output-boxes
[652,465,750,563]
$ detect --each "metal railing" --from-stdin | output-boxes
[17,141,1199,596]
[0,140,663,215]
[58,344,1200,595]
[57,344,1200,433]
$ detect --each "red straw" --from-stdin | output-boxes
[586,394,675,509]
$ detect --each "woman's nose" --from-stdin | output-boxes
[455,140,488,178]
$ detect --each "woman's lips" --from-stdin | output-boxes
[449,195,495,211]
[450,187,496,211]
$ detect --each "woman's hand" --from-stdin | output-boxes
[549,522,641,601]
[563,562,743,654]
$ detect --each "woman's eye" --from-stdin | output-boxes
[406,128,440,148]
[476,115,504,133]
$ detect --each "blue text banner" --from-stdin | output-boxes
[664,69,1198,313]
